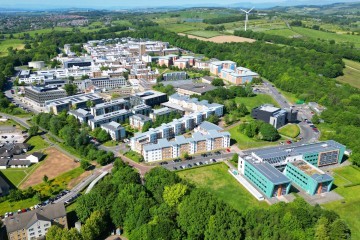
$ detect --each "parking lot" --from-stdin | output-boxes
[160,151,234,171]
[0,128,27,144]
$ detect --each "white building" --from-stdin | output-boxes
[101,121,126,141]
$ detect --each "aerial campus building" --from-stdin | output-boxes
[251,104,298,129]
[237,140,345,199]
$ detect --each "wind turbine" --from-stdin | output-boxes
[240,7,254,31]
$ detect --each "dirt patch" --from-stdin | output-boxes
[20,147,79,189]
[67,171,92,189]
[179,33,256,43]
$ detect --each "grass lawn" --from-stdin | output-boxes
[337,59,360,89]
[0,39,24,57]
[0,197,39,215]
[184,30,222,38]
[322,165,360,240]
[163,23,200,33]
[228,126,280,149]
[124,150,144,163]
[235,94,279,110]
[278,124,300,138]
[103,140,118,147]
[264,28,298,38]
[26,136,50,152]
[0,162,43,187]
[177,163,268,211]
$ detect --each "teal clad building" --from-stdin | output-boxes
[239,157,291,198]
[284,160,334,195]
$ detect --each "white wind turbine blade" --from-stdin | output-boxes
[247,7,254,13]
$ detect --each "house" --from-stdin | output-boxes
[5,203,68,240]
[101,121,126,141]
[26,152,45,163]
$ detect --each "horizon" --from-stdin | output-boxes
[0,0,356,10]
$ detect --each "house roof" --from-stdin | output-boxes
[101,121,123,131]
[31,152,44,159]
[8,160,31,166]
[198,121,223,132]
[5,203,66,233]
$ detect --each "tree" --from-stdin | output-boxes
[312,114,320,124]
[28,126,39,136]
[238,103,248,115]
[81,75,90,80]
[315,217,330,240]
[141,121,152,132]
[81,211,107,240]
[68,76,75,81]
[80,160,91,170]
[86,100,94,108]
[43,175,49,184]
[206,114,219,124]
[64,84,77,96]
[259,123,280,141]
[182,152,190,160]
[163,183,188,207]
[329,219,351,240]
[212,78,225,86]
[231,153,238,164]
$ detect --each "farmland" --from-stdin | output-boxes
[337,59,360,89]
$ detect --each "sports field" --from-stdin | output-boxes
[179,33,256,43]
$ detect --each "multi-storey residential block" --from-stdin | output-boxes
[142,129,230,162]
[68,108,94,123]
[88,109,132,130]
[45,93,103,114]
[131,104,152,116]
[101,121,126,141]
[90,99,130,117]
[129,114,152,131]
[5,203,67,240]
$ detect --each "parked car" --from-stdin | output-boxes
[286,140,292,144]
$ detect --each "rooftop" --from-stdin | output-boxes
[101,121,123,131]
[245,157,290,184]
[5,202,66,233]
[258,104,280,113]
[177,83,216,94]
[251,140,345,161]
[90,109,131,122]
[290,160,334,182]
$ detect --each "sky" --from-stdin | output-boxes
[0,0,355,9]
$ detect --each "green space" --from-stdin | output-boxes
[229,125,280,149]
[177,163,268,211]
[292,27,360,48]
[235,93,279,110]
[0,162,43,187]
[323,165,360,240]
[163,23,199,33]
[33,167,84,196]
[184,30,221,38]
[0,197,39,215]
[26,136,50,152]
[102,140,118,147]
[337,59,360,89]
[0,39,24,57]
[278,124,300,138]
[264,28,298,38]
[0,169,27,187]
[124,150,144,163]
[277,88,300,104]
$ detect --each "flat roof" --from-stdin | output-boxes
[92,99,128,109]
[290,160,334,182]
[246,158,290,184]
[258,105,280,113]
[251,140,345,161]
[177,83,216,94]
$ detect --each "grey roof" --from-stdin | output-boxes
[12,155,28,160]
[247,160,291,185]
[8,160,31,166]
[198,121,223,132]
[0,173,10,195]
[177,83,216,94]
[31,152,44,159]
[5,203,66,233]
[161,102,185,112]
[251,140,345,161]
[69,108,92,118]
[92,98,128,109]
[130,114,152,122]
[311,173,334,183]
[101,121,123,131]
[90,109,131,122]
[0,159,8,166]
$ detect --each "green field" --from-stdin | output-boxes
[323,165,360,240]
[103,140,118,147]
[292,27,360,47]
[177,163,268,211]
[184,30,222,38]
[278,124,300,138]
[124,150,144,163]
[26,136,50,152]
[264,28,298,38]
[0,161,44,187]
[229,125,280,149]
[0,197,39,215]
[0,39,24,57]
[163,23,200,33]
[337,59,360,89]
[235,94,279,109]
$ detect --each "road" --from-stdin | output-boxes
[261,80,319,144]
